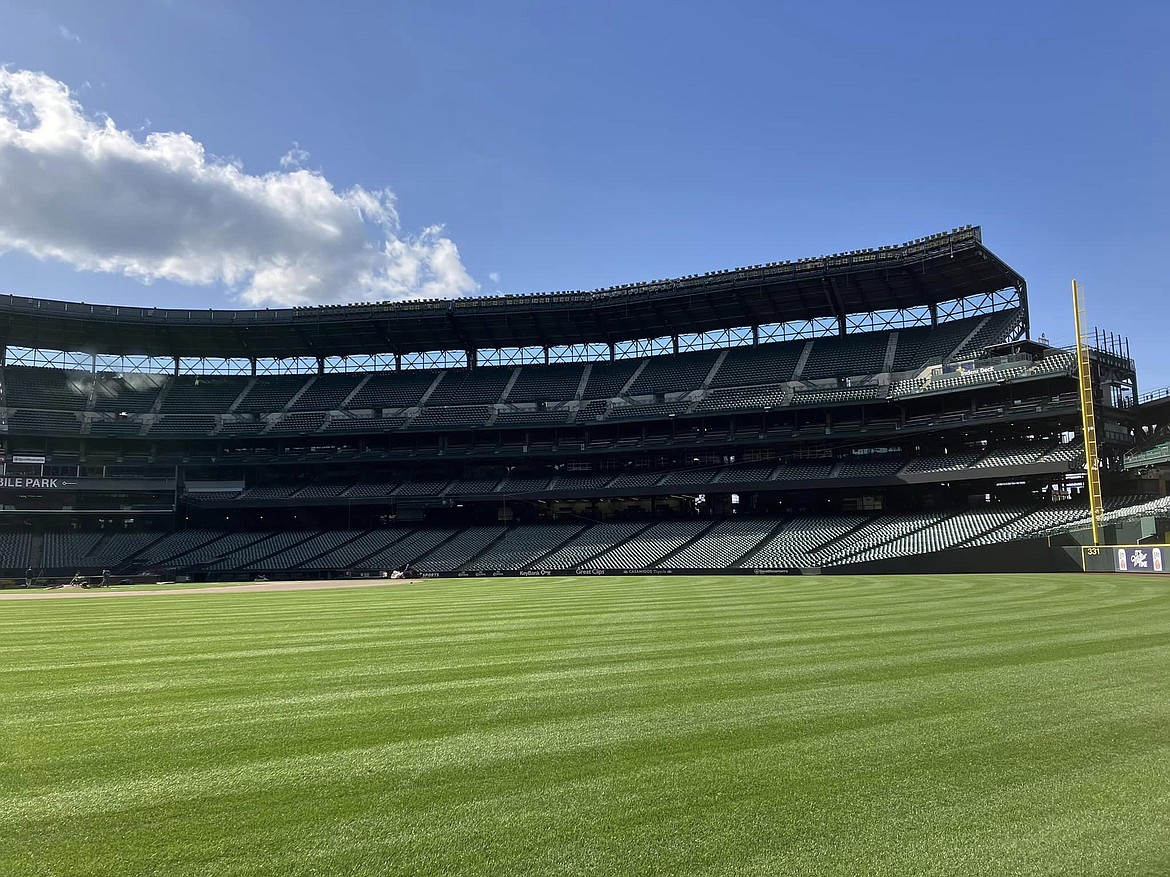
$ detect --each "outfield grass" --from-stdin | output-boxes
[2,574,1169,876]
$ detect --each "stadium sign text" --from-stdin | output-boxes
[0,477,64,489]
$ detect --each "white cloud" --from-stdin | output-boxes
[488,271,500,285]
[57,26,81,44]
[279,141,310,170]
[0,68,478,307]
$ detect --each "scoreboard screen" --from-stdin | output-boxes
[1082,545,1170,574]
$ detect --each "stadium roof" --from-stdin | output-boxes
[0,225,1025,360]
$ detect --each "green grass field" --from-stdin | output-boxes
[3,574,1169,876]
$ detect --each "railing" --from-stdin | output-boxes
[1140,386,1170,404]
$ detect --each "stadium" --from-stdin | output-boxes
[5,226,1170,876]
[0,225,1164,580]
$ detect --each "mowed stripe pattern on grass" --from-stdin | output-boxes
[1,574,1169,876]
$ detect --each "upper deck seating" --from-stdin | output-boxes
[581,360,641,399]
[93,372,167,413]
[890,316,983,372]
[347,370,439,408]
[801,333,888,379]
[2,367,90,410]
[290,374,365,411]
[627,350,719,396]
[161,376,248,413]
[235,375,310,413]
[427,368,512,406]
[710,340,802,388]
[507,363,584,403]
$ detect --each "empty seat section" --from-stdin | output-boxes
[42,533,103,570]
[392,479,451,497]
[347,371,439,408]
[711,341,802,388]
[269,412,326,433]
[235,375,310,412]
[133,530,223,565]
[166,533,269,567]
[322,414,405,432]
[790,386,879,405]
[89,532,164,567]
[290,374,365,411]
[507,364,584,403]
[355,528,458,571]
[412,526,506,571]
[160,376,248,413]
[575,400,609,422]
[836,456,904,478]
[7,411,82,434]
[607,401,691,420]
[208,532,315,570]
[581,360,641,399]
[658,518,776,568]
[493,409,572,427]
[2,367,90,409]
[743,517,860,568]
[88,416,145,436]
[825,512,951,564]
[463,524,586,571]
[902,449,983,473]
[581,520,710,569]
[627,351,718,395]
[714,463,778,483]
[0,533,33,573]
[801,333,888,379]
[890,316,983,372]
[694,386,787,412]
[147,415,217,436]
[251,530,367,569]
[952,308,1024,359]
[608,471,664,489]
[550,473,617,493]
[407,406,491,430]
[93,372,167,412]
[444,477,504,496]
[311,529,413,569]
[532,521,650,570]
[426,368,512,406]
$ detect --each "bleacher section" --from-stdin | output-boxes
[235,375,308,412]
[93,373,167,413]
[711,342,802,388]
[579,520,711,569]
[508,364,584,403]
[0,308,1052,441]
[2,367,90,409]
[7,489,1170,578]
[427,368,512,406]
[290,374,364,411]
[627,351,719,396]
[890,316,983,371]
[161,376,248,413]
[801,333,887,379]
[582,361,641,399]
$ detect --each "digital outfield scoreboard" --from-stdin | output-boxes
[1081,545,1170,574]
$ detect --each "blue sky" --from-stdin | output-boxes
[0,1,1166,383]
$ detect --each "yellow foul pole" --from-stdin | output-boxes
[1072,280,1103,545]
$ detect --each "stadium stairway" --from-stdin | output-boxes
[650,520,718,568]
[520,524,596,570]
[28,533,44,574]
[729,518,793,568]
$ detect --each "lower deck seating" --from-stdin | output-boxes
[579,520,711,569]
[8,494,1170,578]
